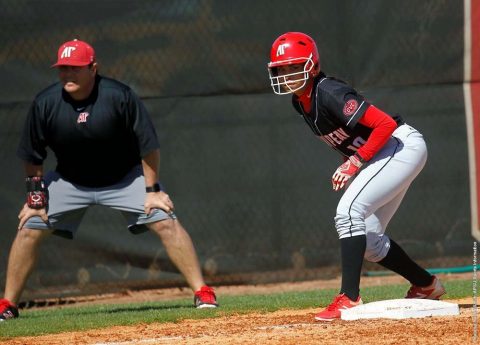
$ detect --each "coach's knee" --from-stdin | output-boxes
[148,219,177,239]
[15,228,51,243]
[364,233,391,262]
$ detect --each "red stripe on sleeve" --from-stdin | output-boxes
[356,105,398,161]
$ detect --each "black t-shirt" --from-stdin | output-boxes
[292,73,402,157]
[17,75,160,187]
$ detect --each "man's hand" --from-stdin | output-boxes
[332,155,364,191]
[144,191,174,215]
[17,203,49,230]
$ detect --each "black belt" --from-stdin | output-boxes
[394,114,405,126]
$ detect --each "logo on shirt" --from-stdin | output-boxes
[321,128,351,147]
[343,99,358,116]
[77,112,89,123]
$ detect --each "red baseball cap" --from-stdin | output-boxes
[52,39,95,67]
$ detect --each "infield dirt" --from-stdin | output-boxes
[2,273,475,345]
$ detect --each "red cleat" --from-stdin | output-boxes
[0,299,19,321]
[194,286,219,308]
[405,275,446,300]
[315,293,363,321]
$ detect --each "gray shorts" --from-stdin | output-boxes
[24,165,176,239]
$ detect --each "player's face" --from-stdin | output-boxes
[276,63,309,95]
[57,63,97,100]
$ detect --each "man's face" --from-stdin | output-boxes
[57,63,96,98]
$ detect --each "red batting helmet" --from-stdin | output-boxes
[267,32,320,95]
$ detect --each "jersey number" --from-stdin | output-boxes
[346,136,366,151]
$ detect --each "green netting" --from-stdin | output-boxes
[0,0,471,301]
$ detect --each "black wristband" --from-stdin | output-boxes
[146,182,161,193]
[25,176,48,209]
[26,176,47,193]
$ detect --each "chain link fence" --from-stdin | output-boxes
[0,0,471,302]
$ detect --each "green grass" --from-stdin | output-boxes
[0,279,472,339]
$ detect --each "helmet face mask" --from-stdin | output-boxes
[268,55,315,95]
[267,32,320,95]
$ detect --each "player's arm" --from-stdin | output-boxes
[142,149,160,189]
[126,89,168,214]
[17,162,49,230]
[24,162,43,177]
[141,149,174,215]
[332,106,397,191]
[355,105,398,162]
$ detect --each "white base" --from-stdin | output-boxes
[340,299,459,320]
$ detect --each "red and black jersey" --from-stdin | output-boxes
[17,75,160,187]
[292,72,403,158]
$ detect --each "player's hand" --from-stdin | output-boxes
[332,155,363,191]
[144,191,175,215]
[17,203,49,230]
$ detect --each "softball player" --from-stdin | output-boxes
[0,39,217,321]
[267,32,445,321]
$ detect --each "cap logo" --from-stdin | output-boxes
[276,43,288,56]
[61,46,76,58]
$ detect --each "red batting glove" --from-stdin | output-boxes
[332,155,364,191]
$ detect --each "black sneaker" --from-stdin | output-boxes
[0,298,19,321]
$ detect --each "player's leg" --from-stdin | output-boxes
[104,166,217,307]
[147,218,217,307]
[1,228,51,320]
[3,228,51,305]
[363,188,408,262]
[361,126,444,298]
[364,196,433,286]
[316,126,428,321]
[332,136,412,302]
[146,219,205,291]
[365,195,445,298]
[336,126,427,249]
[316,138,405,321]
[1,171,89,320]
